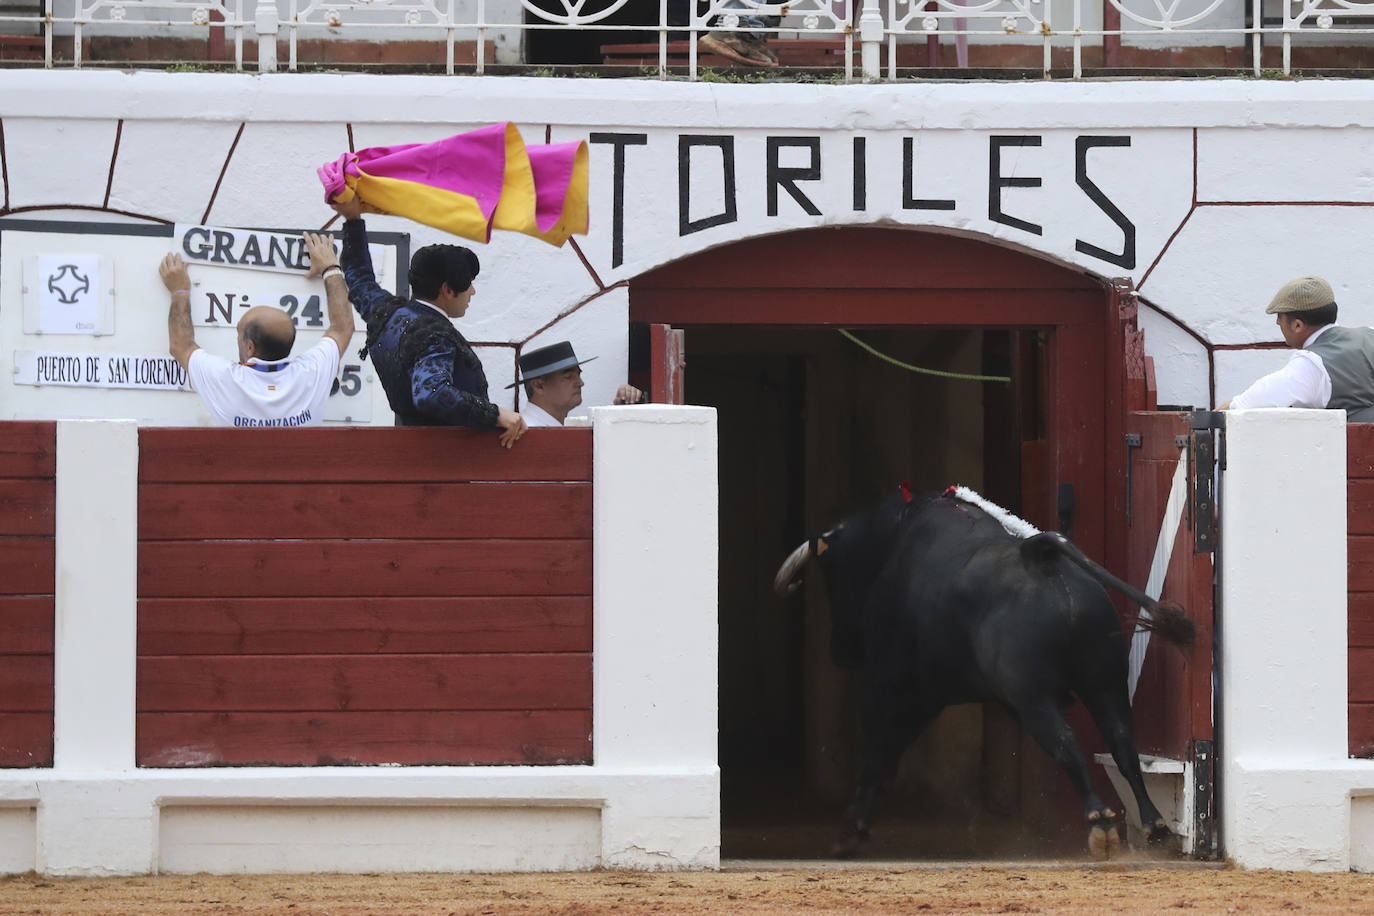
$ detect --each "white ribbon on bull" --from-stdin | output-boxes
[947,485,1040,539]
[945,486,1193,658]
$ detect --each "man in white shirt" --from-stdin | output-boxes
[1222,276,1374,422]
[160,232,355,427]
[508,341,643,427]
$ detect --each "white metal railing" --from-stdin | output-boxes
[887,0,1050,79]
[39,0,249,68]
[7,0,1374,80]
[1282,0,1374,72]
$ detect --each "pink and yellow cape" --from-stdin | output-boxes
[318,122,589,247]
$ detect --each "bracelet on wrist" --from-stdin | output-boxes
[320,266,343,279]
[170,288,190,297]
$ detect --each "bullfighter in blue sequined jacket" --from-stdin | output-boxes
[332,200,527,447]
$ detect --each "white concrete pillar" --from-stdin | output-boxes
[54,419,139,773]
[45,420,152,875]
[36,781,156,876]
[590,405,719,868]
[1220,408,1349,869]
[590,405,717,767]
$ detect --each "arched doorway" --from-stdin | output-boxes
[630,226,1130,857]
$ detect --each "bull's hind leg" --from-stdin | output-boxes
[1081,686,1175,848]
[1011,698,1121,859]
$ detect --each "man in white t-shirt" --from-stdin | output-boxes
[160,232,355,427]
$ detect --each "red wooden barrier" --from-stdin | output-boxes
[136,427,593,767]
[0,422,56,767]
[1351,424,1374,756]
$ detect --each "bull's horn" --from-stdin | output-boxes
[773,541,812,596]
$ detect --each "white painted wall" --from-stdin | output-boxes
[8,75,1374,425]
[0,411,718,875]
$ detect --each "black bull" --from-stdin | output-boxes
[773,488,1196,857]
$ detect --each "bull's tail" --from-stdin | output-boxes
[1020,531,1196,650]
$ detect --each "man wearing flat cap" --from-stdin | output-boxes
[1222,276,1374,422]
[512,341,644,427]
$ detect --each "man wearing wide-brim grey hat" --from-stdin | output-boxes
[1221,276,1374,422]
[509,340,644,427]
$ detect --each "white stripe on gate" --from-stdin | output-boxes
[1128,450,1189,704]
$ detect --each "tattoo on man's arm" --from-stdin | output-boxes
[168,292,198,365]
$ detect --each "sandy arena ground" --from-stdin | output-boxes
[4,861,1374,915]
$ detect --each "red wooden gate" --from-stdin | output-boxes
[135,426,593,767]
[1121,412,1214,751]
[1109,282,1216,853]
[649,323,686,406]
[0,422,56,767]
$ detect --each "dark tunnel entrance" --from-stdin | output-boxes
[690,324,1074,858]
[629,227,1118,859]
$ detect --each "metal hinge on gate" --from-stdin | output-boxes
[1124,433,1141,527]
[1190,411,1225,555]
[1191,738,1216,859]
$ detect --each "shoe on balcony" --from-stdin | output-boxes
[745,33,779,65]
[699,31,778,67]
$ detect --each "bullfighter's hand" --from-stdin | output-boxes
[496,407,528,449]
[159,253,191,293]
[329,196,365,221]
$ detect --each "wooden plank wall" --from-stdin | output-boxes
[0,422,56,767]
[136,427,594,767]
[1350,424,1374,755]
